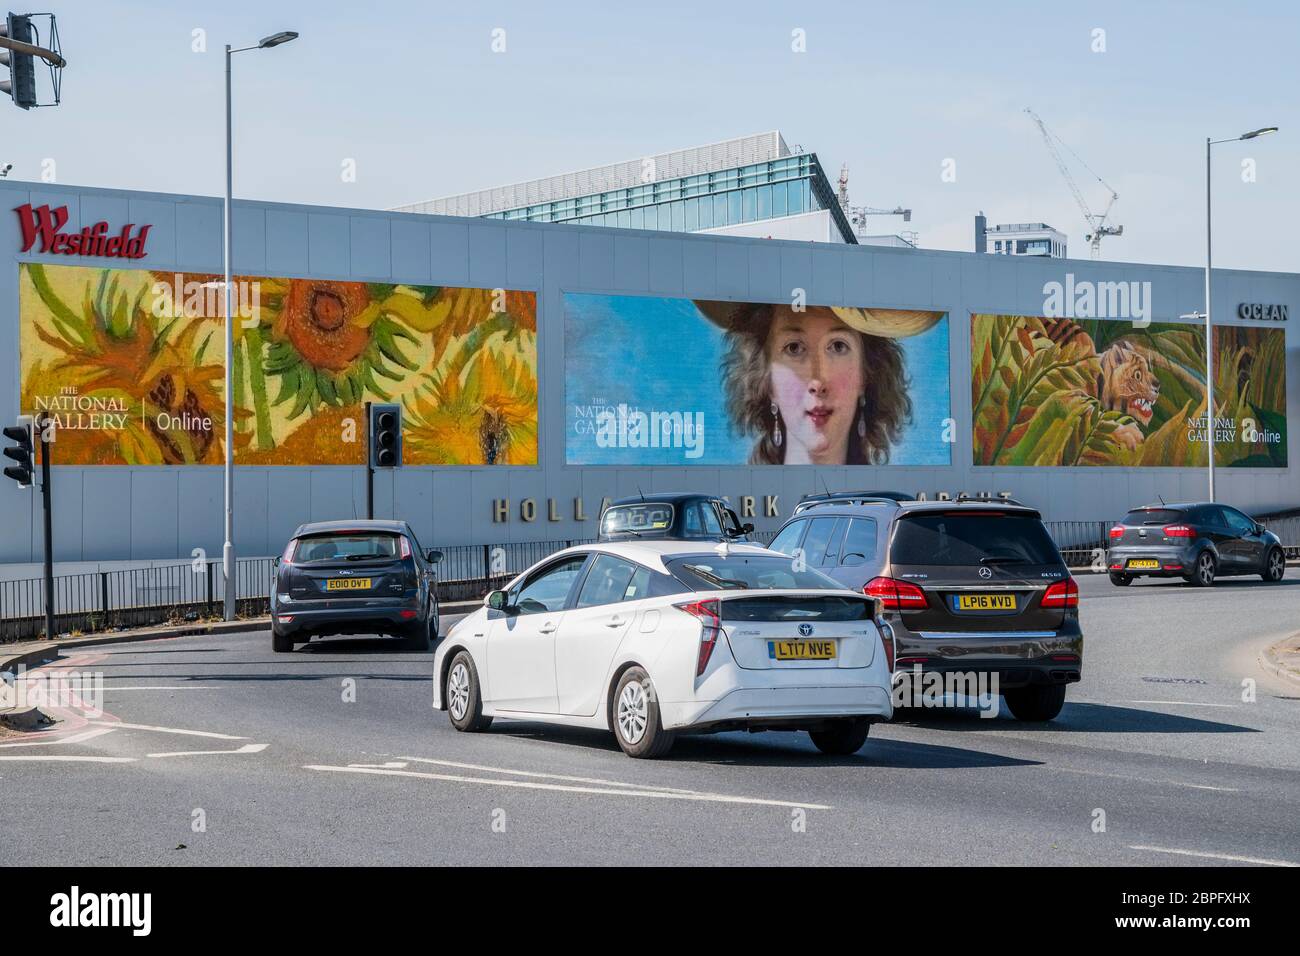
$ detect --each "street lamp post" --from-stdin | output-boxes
[222,30,298,621]
[1200,126,1277,504]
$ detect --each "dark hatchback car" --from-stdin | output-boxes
[271,519,443,652]
[598,493,753,543]
[768,495,1081,721]
[1106,502,1285,587]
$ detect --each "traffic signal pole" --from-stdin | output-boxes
[365,400,374,519]
[39,414,53,641]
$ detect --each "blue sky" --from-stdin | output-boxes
[3,1,1296,270]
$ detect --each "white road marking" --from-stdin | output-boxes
[306,763,832,809]
[101,686,222,691]
[1055,767,1240,793]
[88,721,247,740]
[396,755,703,794]
[147,743,268,758]
[0,727,115,749]
[349,761,409,769]
[1127,700,1236,708]
[1128,845,1298,867]
[0,755,135,763]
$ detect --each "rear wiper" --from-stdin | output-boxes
[979,556,1030,565]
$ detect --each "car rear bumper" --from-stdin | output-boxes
[1107,546,1197,575]
[888,619,1082,688]
[271,602,423,638]
[662,665,893,731]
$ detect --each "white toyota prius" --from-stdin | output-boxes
[431,540,895,758]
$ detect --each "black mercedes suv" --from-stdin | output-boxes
[271,519,442,652]
[768,494,1081,721]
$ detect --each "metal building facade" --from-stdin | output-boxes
[1,178,1296,564]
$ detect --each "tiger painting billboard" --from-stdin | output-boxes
[971,313,1287,468]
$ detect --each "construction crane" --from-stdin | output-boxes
[1024,108,1123,259]
[836,164,913,241]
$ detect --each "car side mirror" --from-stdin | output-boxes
[486,589,510,612]
[273,556,280,567]
[426,549,443,564]
[743,523,754,533]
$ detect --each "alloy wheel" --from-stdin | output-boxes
[1198,553,1215,586]
[448,662,470,720]
[616,681,649,745]
[1268,550,1285,581]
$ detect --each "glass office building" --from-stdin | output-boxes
[395,131,859,244]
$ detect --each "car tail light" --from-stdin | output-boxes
[281,539,297,566]
[1108,562,1123,570]
[277,615,294,624]
[399,536,412,559]
[1109,525,1124,540]
[1163,524,1195,538]
[864,577,927,611]
[399,609,418,620]
[878,622,896,671]
[675,598,721,676]
[1041,578,1079,608]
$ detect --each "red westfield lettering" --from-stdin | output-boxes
[14,203,151,259]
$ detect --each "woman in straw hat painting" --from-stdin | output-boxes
[696,301,944,466]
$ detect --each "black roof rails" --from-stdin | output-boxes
[798,489,912,504]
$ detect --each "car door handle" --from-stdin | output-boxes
[604,616,625,628]
[539,622,558,634]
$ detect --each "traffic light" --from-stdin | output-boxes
[0,13,37,110]
[3,415,34,487]
[369,403,402,468]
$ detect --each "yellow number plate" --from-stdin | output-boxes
[326,577,372,591]
[769,640,837,661]
[1126,559,1159,569]
[956,593,1017,611]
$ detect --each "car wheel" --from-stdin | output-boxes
[808,718,872,755]
[611,666,675,758]
[272,630,294,653]
[1108,572,1132,587]
[1262,548,1286,583]
[446,651,492,732]
[1003,684,1066,721]
[1186,551,1216,587]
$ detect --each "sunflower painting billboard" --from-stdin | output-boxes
[18,263,538,466]
[971,314,1287,467]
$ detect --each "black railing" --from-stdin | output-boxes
[3,518,1296,642]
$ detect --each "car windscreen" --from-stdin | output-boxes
[601,503,674,536]
[1122,508,1185,526]
[293,533,400,563]
[664,554,841,591]
[889,513,1061,567]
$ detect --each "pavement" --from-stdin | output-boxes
[2,573,1299,866]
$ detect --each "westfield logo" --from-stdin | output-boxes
[15,203,152,259]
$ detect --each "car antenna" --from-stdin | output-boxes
[1157,494,1166,505]
[636,483,645,502]
[819,475,832,498]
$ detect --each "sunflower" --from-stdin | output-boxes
[21,264,229,465]
[264,280,420,419]
[403,325,538,465]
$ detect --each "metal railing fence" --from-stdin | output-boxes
[3,517,1296,642]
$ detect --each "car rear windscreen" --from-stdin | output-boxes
[601,503,674,536]
[1122,509,1185,526]
[665,555,840,591]
[721,595,873,622]
[889,513,1061,567]
[293,533,399,563]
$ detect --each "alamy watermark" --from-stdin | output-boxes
[1043,273,1152,326]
